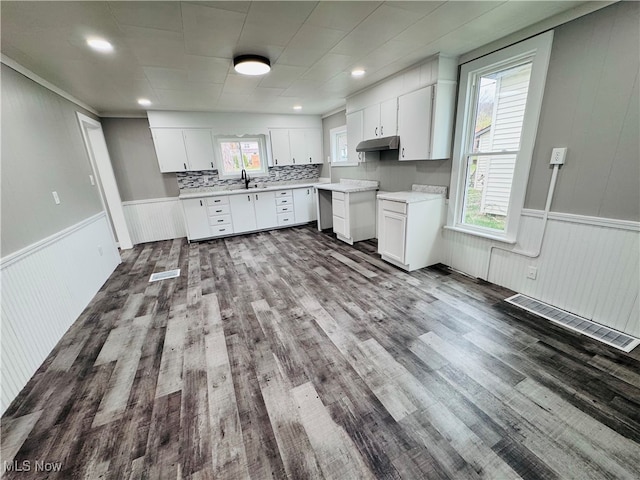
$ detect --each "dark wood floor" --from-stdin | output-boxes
[2,225,640,479]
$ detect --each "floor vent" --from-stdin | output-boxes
[149,269,181,283]
[505,294,639,353]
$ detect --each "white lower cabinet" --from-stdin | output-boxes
[331,190,377,245]
[182,186,318,241]
[293,187,316,223]
[229,193,258,233]
[377,196,445,271]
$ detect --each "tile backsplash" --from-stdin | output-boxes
[177,164,321,190]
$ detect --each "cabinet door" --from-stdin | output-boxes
[229,193,257,233]
[288,129,306,165]
[346,111,363,164]
[184,129,215,171]
[380,98,398,137]
[293,188,316,223]
[303,129,323,164]
[363,104,381,140]
[398,86,433,161]
[253,191,278,230]
[269,129,292,166]
[381,211,407,263]
[152,129,189,172]
[182,198,211,240]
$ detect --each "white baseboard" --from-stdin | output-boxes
[122,197,186,245]
[0,213,120,414]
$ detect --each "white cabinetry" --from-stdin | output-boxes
[346,111,379,163]
[293,187,316,223]
[253,191,278,230]
[331,190,377,245]
[152,128,215,172]
[269,128,323,166]
[377,195,445,271]
[398,83,456,160]
[398,86,433,161]
[182,198,211,240]
[363,98,397,140]
[229,193,258,233]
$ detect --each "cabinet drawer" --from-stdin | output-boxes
[332,215,346,236]
[381,200,407,214]
[211,225,233,236]
[209,214,232,226]
[332,191,345,201]
[275,190,293,197]
[332,198,346,218]
[277,205,293,214]
[207,204,230,216]
[277,212,294,226]
[206,196,229,206]
[276,197,292,206]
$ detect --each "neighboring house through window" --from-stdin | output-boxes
[448,32,554,242]
[216,135,268,179]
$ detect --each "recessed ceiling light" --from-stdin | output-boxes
[293,105,302,111]
[233,55,271,76]
[87,38,113,53]
[138,98,152,107]
[351,69,366,77]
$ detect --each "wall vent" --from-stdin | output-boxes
[149,269,180,282]
[505,294,639,353]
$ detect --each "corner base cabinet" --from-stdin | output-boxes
[378,195,445,271]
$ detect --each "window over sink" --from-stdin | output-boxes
[215,135,269,179]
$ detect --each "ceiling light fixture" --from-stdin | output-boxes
[138,98,152,107]
[233,55,271,76]
[351,69,366,77]
[87,38,113,53]
[293,105,302,111]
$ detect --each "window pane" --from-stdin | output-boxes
[221,141,242,173]
[336,132,348,163]
[471,62,532,154]
[461,154,518,231]
[239,141,262,172]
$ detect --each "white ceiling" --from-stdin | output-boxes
[1,1,596,116]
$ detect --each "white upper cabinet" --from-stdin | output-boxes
[363,98,398,140]
[183,129,216,171]
[152,128,215,172]
[398,86,434,161]
[269,128,323,166]
[152,129,189,172]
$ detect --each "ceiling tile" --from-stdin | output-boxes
[185,55,230,84]
[258,65,308,89]
[302,53,354,82]
[182,3,246,58]
[245,2,318,25]
[276,47,326,67]
[383,1,446,16]
[184,2,251,14]
[121,26,186,69]
[286,24,346,52]
[155,85,223,110]
[108,2,182,32]
[143,66,188,89]
[222,74,262,95]
[305,2,382,32]
[237,20,301,48]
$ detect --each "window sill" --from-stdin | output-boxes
[443,225,517,244]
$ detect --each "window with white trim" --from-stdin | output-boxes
[215,135,269,179]
[448,32,554,242]
[330,125,355,166]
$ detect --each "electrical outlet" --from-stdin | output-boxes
[550,147,567,165]
[275,170,280,179]
[52,191,61,204]
[527,266,538,280]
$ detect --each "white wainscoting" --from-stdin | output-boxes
[122,197,186,245]
[443,210,640,337]
[0,213,120,414]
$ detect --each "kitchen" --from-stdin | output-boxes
[1,1,639,478]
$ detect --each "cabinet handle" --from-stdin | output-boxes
[247,195,250,201]
[381,125,384,136]
[307,189,309,194]
[293,158,296,163]
[200,200,203,206]
[184,163,187,170]
[220,228,226,232]
[275,159,278,165]
[402,147,405,158]
[215,209,222,213]
[214,199,221,203]
[309,157,312,162]
[255,194,258,200]
[218,219,224,223]
[210,162,214,168]
[375,127,378,136]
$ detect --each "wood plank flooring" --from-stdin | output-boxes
[2,225,640,479]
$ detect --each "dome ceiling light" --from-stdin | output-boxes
[233,55,271,76]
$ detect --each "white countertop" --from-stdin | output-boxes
[377,191,444,204]
[179,180,324,199]
[315,179,379,193]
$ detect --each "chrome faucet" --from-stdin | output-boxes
[241,169,250,189]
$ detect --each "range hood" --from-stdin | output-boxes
[356,136,400,152]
